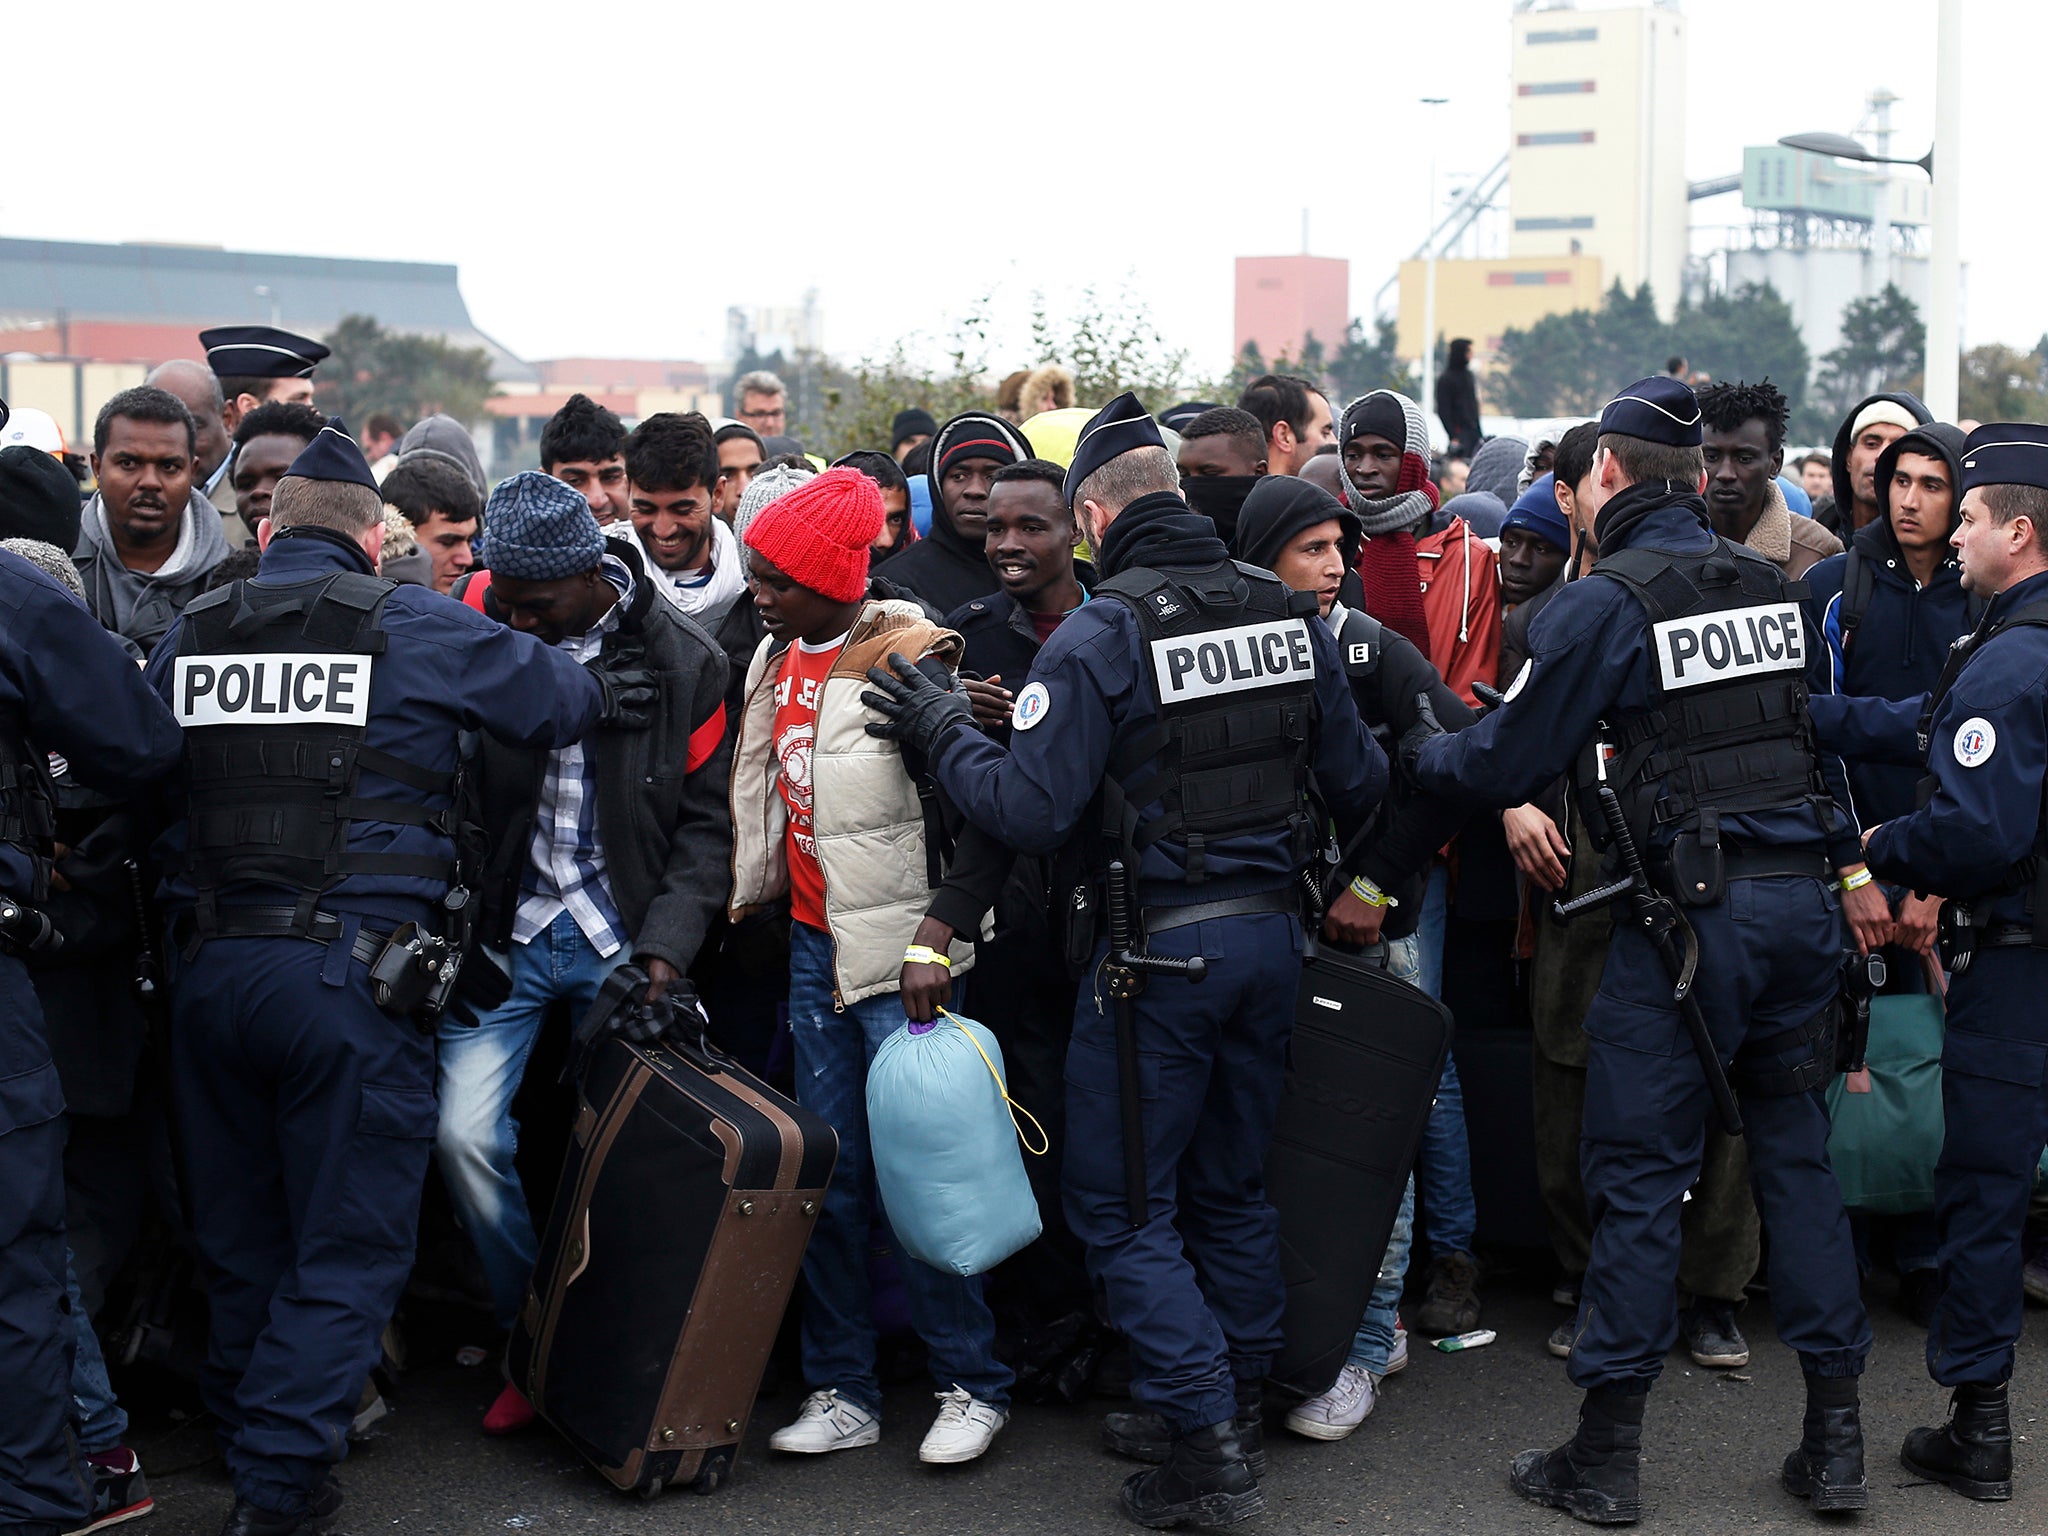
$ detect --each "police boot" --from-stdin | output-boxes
[1901,1383,2014,1501]
[1780,1373,1867,1511]
[1104,1380,1266,1477]
[1117,1419,1264,1529]
[1508,1388,1643,1525]
[218,1477,343,1536]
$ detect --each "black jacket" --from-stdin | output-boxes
[1330,606,1476,938]
[876,515,996,616]
[457,539,734,976]
[1435,362,1482,453]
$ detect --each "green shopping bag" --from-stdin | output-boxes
[1825,963,1946,1215]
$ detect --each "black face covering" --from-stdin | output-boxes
[1180,475,1263,547]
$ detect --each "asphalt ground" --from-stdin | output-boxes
[126,1267,2048,1536]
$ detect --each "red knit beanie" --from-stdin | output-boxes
[742,466,884,603]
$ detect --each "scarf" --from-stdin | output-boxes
[606,515,748,627]
[1337,390,1438,654]
[1096,491,1231,579]
[1591,477,1710,558]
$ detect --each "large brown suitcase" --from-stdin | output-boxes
[506,1016,837,1496]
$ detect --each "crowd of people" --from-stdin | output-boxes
[1,318,2045,1536]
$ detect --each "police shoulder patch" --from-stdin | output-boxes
[1953,716,1997,768]
[1011,680,1052,731]
[1502,658,1534,702]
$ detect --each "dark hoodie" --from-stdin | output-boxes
[1822,390,1932,537]
[875,412,1032,615]
[1805,421,1973,828]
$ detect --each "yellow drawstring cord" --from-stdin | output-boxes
[936,1008,1049,1156]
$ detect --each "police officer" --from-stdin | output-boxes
[1409,378,1885,1522]
[1862,423,2048,1503]
[862,393,1385,1529]
[0,511,185,1535]
[142,421,653,1536]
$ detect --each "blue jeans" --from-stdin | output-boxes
[1414,866,1477,1257]
[1348,934,1420,1376]
[787,921,1010,1413]
[68,1248,125,1453]
[435,911,628,1331]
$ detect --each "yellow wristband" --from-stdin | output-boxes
[1838,867,1874,893]
[903,945,952,969]
[1349,876,1395,908]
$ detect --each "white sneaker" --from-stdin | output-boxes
[1386,1326,1409,1376]
[769,1389,881,1454]
[917,1385,1007,1464]
[1284,1362,1379,1441]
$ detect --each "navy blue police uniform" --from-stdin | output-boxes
[1864,423,2048,1502]
[0,545,184,1536]
[864,395,1385,1525]
[140,425,607,1528]
[1413,379,1873,1520]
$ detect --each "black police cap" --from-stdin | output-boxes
[1598,376,1702,447]
[283,418,380,494]
[1063,392,1166,508]
[200,325,331,380]
[1960,423,2048,494]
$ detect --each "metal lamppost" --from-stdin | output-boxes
[1777,0,1963,418]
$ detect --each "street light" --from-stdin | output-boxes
[1776,0,1961,419]
[1419,97,1449,404]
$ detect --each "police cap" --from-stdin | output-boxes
[1960,423,2048,494]
[1158,400,1221,434]
[200,325,332,380]
[283,418,381,493]
[1063,391,1166,508]
[1599,376,1702,447]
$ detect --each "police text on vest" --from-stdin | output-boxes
[1650,605,1804,693]
[173,654,375,727]
[1150,619,1316,702]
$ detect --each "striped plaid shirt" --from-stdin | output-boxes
[513,556,633,957]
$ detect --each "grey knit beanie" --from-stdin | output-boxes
[733,462,817,543]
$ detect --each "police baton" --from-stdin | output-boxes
[1104,859,1207,1228]
[1553,780,1745,1139]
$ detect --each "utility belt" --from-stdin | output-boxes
[171,903,458,1030]
[1649,835,1830,908]
[1060,877,1303,973]
[1940,908,2048,975]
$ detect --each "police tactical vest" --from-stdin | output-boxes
[1094,559,1321,883]
[0,724,57,902]
[172,571,458,936]
[1580,538,1826,851]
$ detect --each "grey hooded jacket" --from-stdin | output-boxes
[72,489,231,656]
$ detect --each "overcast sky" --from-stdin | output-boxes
[7,0,2019,376]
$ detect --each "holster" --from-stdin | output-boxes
[1665,813,1726,908]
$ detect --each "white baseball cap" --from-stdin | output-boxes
[0,406,66,456]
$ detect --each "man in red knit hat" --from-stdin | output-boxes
[729,467,1012,1465]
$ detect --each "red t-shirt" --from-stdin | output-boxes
[773,635,845,931]
[1029,606,1066,645]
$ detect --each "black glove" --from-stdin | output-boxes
[1470,680,1505,716]
[592,662,660,731]
[862,652,975,757]
[1397,692,1447,784]
[443,949,513,1028]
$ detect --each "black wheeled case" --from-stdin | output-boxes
[506,1031,837,1495]
[1267,945,1453,1400]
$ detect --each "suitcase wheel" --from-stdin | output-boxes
[637,1479,664,1501]
[692,1447,734,1495]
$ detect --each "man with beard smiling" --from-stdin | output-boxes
[619,412,752,685]
[877,410,1033,614]
[73,386,229,657]
[1698,380,1841,579]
